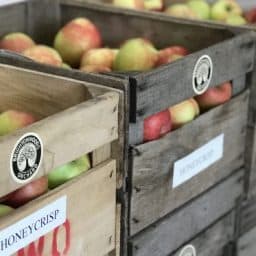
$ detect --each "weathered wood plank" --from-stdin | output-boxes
[172,212,235,256]
[133,32,255,121]
[130,90,248,235]
[26,0,60,44]
[129,169,243,256]
[0,2,26,37]
[0,159,116,256]
[238,226,256,256]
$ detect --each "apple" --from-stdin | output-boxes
[2,177,48,208]
[112,0,144,10]
[169,98,200,129]
[0,204,13,217]
[245,8,256,24]
[211,0,242,21]
[187,0,211,20]
[156,46,189,66]
[54,18,102,67]
[113,38,158,71]
[144,109,172,142]
[48,155,91,189]
[80,65,111,73]
[0,32,35,53]
[165,4,198,19]
[62,63,72,69]
[80,48,118,70]
[194,82,232,111]
[0,110,35,136]
[23,45,63,67]
[226,14,247,25]
[144,0,163,11]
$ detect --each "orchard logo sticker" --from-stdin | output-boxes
[193,55,213,95]
[10,133,43,183]
[179,245,196,256]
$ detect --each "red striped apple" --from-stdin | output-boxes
[144,110,172,142]
[0,32,35,53]
[54,18,102,67]
[156,46,189,66]
[2,176,48,208]
[80,48,118,70]
[23,45,63,67]
[195,82,232,111]
[112,0,144,10]
[113,38,158,71]
[169,98,200,129]
[0,110,35,136]
[144,0,163,11]
[245,8,256,24]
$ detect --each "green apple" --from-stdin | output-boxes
[165,4,198,19]
[187,0,210,20]
[226,14,247,25]
[48,155,91,189]
[0,204,13,218]
[211,0,242,21]
[113,38,158,71]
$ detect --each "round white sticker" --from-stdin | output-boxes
[192,55,213,95]
[179,245,197,256]
[10,133,43,183]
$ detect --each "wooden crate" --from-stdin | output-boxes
[172,211,236,256]
[128,169,243,256]
[0,63,123,256]
[0,0,255,254]
[236,196,256,256]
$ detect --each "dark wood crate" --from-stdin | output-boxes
[172,211,236,256]
[236,195,256,256]
[0,1,255,254]
[129,169,243,256]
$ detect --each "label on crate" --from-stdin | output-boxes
[172,134,224,188]
[0,196,67,256]
[192,55,213,95]
[179,245,197,256]
[10,133,43,183]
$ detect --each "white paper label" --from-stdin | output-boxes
[172,134,224,188]
[0,196,67,256]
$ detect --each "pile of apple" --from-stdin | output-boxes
[112,0,256,26]
[144,81,232,142]
[0,110,90,218]
[0,17,191,71]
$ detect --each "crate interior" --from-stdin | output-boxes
[0,0,235,54]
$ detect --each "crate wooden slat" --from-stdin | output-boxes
[0,64,119,198]
[1,160,116,256]
[129,169,243,256]
[130,90,249,235]
[0,61,123,255]
[172,212,236,256]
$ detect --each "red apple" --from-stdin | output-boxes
[0,32,35,53]
[144,109,172,142]
[144,0,163,11]
[156,46,189,66]
[169,98,200,129]
[80,65,111,73]
[195,82,232,111]
[54,18,102,67]
[2,176,48,208]
[0,110,36,136]
[245,8,256,24]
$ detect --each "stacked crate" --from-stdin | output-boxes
[0,1,255,255]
